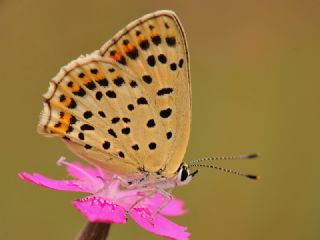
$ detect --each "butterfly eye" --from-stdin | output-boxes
[177,164,191,185]
[180,167,189,182]
[177,164,198,185]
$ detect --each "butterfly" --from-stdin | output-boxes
[38,10,259,195]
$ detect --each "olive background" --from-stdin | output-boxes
[1,0,319,239]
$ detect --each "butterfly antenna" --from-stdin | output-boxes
[189,163,261,181]
[189,153,258,164]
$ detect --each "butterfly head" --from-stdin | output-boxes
[175,163,199,186]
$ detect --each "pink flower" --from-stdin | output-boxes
[18,157,190,240]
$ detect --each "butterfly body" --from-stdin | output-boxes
[38,10,191,183]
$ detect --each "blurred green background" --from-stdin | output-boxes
[1,0,319,239]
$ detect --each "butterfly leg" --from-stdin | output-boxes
[150,186,174,223]
[125,188,157,220]
[92,175,124,196]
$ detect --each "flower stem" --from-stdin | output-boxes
[77,222,111,240]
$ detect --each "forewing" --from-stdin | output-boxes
[99,10,191,177]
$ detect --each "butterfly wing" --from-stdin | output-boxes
[99,10,191,177]
[39,56,147,177]
[38,10,191,178]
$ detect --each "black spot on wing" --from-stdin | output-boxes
[78,72,85,78]
[166,37,176,47]
[166,131,173,140]
[118,151,125,158]
[147,119,155,128]
[98,111,106,118]
[130,80,138,88]
[106,90,117,98]
[70,116,77,124]
[108,128,117,138]
[59,94,66,102]
[118,56,127,65]
[110,50,127,65]
[157,88,173,96]
[132,144,139,151]
[84,81,96,90]
[81,124,95,131]
[122,117,130,123]
[179,59,184,68]
[83,111,93,119]
[127,104,134,111]
[96,91,103,100]
[102,141,110,150]
[96,78,109,87]
[142,75,152,84]
[158,54,167,64]
[68,99,77,109]
[139,39,150,50]
[121,127,130,135]
[160,108,172,118]
[113,77,125,87]
[151,35,161,45]
[78,132,85,140]
[66,126,73,133]
[170,63,177,71]
[149,142,157,150]
[111,117,120,124]
[126,48,139,60]
[137,97,148,105]
[73,87,86,97]
[90,69,98,74]
[84,144,92,149]
[147,55,156,67]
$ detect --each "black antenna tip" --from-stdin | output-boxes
[190,169,199,177]
[247,153,259,159]
[246,174,261,180]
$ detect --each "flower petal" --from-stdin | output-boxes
[18,172,89,192]
[130,208,190,240]
[57,158,107,193]
[160,198,186,217]
[64,161,101,180]
[147,193,186,217]
[73,196,126,224]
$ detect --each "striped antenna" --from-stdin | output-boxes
[189,163,261,181]
[189,153,258,164]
